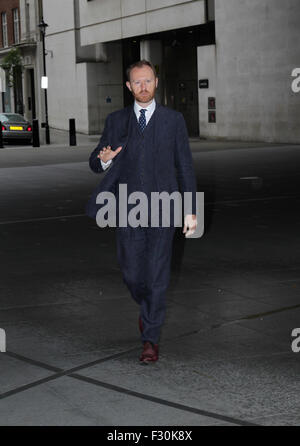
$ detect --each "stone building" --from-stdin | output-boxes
[0,0,22,113]
[41,0,300,142]
[0,0,46,128]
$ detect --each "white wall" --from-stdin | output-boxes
[44,29,89,132]
[197,45,217,138]
[79,0,205,45]
[213,0,300,143]
[43,0,129,133]
[44,0,75,34]
[43,0,89,132]
[87,42,124,133]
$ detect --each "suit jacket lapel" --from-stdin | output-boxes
[153,103,166,155]
[106,105,134,171]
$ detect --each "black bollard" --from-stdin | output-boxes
[32,119,40,147]
[0,121,3,149]
[69,118,77,146]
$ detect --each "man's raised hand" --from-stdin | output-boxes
[97,145,122,163]
[183,214,197,237]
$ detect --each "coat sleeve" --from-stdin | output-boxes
[174,112,197,215]
[88,115,111,173]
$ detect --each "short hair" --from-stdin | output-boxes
[126,60,157,81]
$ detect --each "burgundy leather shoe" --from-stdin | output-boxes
[139,316,143,334]
[139,341,159,363]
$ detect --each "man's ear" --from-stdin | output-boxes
[155,77,158,88]
[126,81,132,92]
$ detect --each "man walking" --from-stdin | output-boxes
[86,60,197,363]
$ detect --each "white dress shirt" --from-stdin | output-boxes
[100,99,156,170]
[134,98,156,125]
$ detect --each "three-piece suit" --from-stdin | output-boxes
[86,102,196,344]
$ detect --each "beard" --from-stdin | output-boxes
[134,90,155,103]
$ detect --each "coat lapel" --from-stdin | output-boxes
[153,103,168,156]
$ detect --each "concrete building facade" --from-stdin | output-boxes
[198,0,300,143]
[19,0,42,124]
[0,0,46,129]
[0,0,22,113]
[42,0,300,143]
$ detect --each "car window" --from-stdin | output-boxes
[4,114,27,123]
[0,114,9,122]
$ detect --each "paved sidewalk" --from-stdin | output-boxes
[4,125,292,149]
[38,127,292,151]
[0,133,299,426]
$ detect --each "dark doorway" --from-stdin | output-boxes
[161,23,215,136]
[121,33,199,135]
[29,69,36,119]
[163,40,199,136]
[13,69,24,115]
[122,39,140,107]
[120,23,215,136]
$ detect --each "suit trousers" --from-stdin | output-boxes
[116,226,175,344]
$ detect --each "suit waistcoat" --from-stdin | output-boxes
[119,109,158,197]
[115,109,161,225]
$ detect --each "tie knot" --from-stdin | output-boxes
[140,109,147,115]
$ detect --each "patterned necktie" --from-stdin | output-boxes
[138,109,147,132]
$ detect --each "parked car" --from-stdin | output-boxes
[0,113,32,144]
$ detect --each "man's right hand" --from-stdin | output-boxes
[97,145,122,163]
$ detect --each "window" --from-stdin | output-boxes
[1,12,8,47]
[13,8,20,44]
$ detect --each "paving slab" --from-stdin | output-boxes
[78,323,299,425]
[237,308,300,343]
[0,139,300,425]
[0,375,237,426]
[0,354,53,395]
